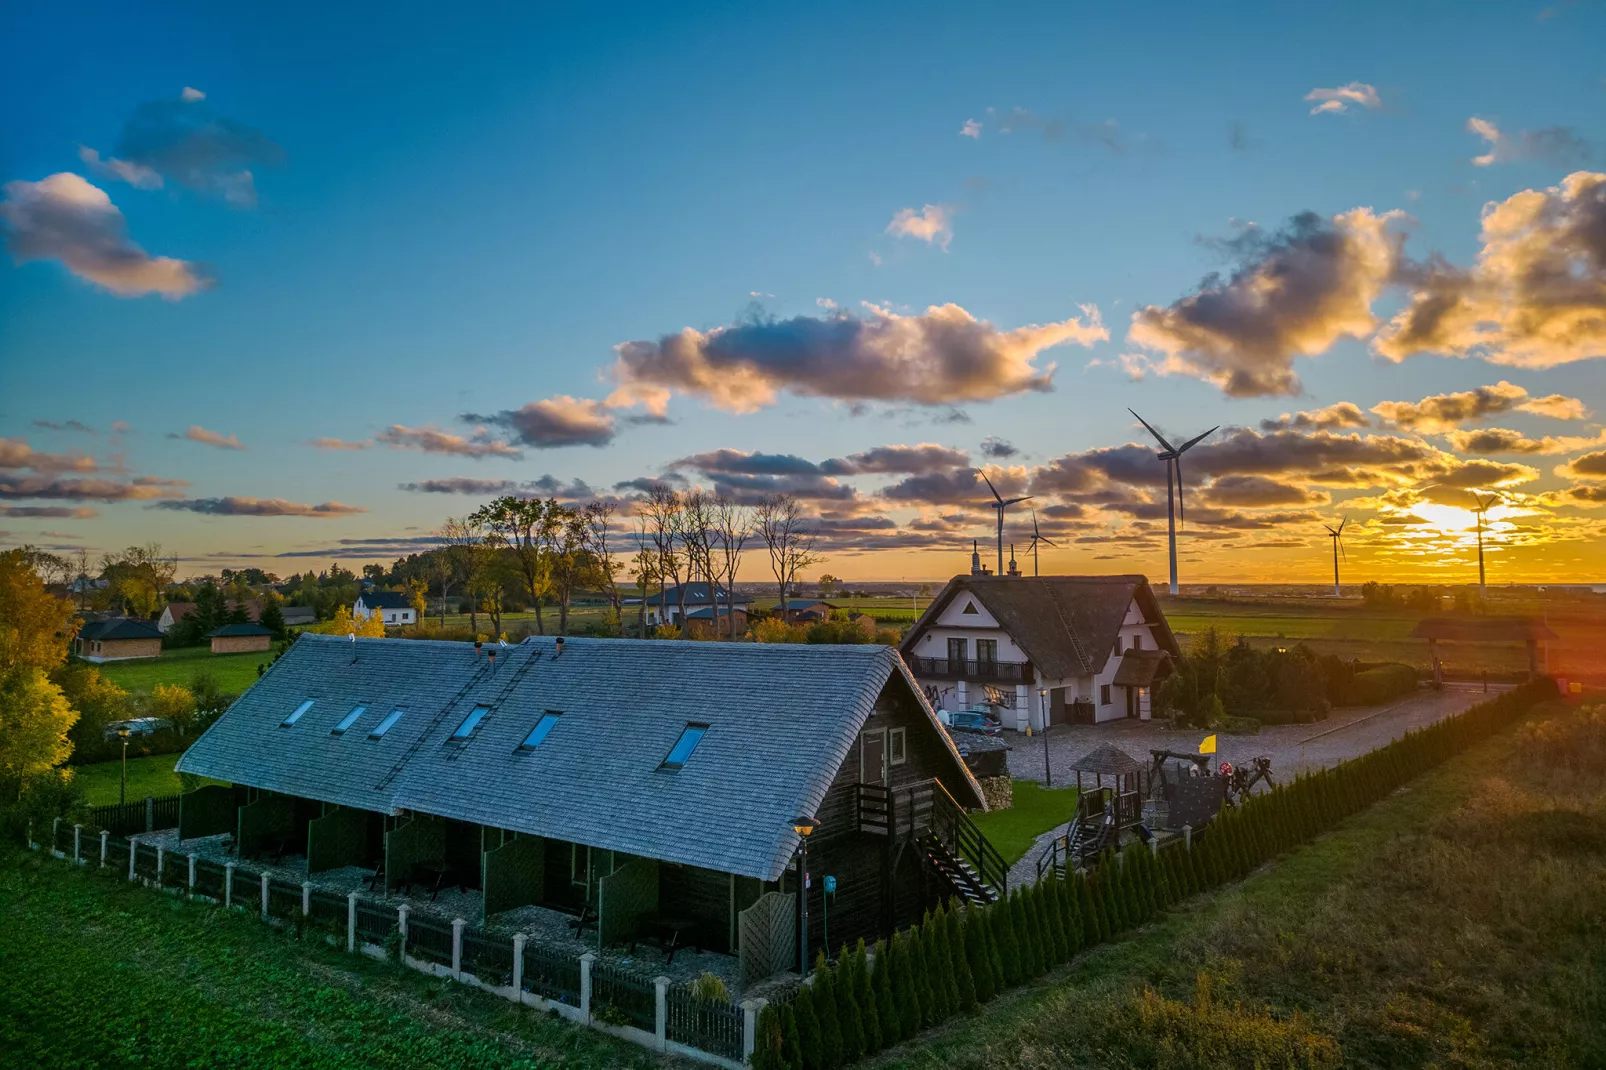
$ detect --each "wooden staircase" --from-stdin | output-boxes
[919,832,1000,905]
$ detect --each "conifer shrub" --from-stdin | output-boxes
[994,890,1022,987]
[950,908,977,1011]
[751,1004,785,1070]
[781,1004,804,1070]
[1061,873,1085,957]
[792,984,823,1070]
[838,942,868,1060]
[870,938,898,1047]
[1077,872,1103,946]
[811,954,844,1068]
[890,931,920,1041]
[964,908,995,1003]
[935,905,961,1017]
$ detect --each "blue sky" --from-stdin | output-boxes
[3,0,1604,582]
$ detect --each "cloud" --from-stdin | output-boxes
[307,437,370,451]
[609,302,1106,414]
[1127,208,1403,396]
[109,91,283,207]
[0,173,211,298]
[0,475,186,502]
[465,395,622,449]
[167,425,245,450]
[181,86,206,102]
[979,435,1018,459]
[153,497,366,517]
[1370,380,1586,431]
[1467,116,1589,167]
[374,424,521,459]
[960,119,981,139]
[30,419,97,434]
[76,146,163,190]
[1559,449,1606,479]
[886,204,955,251]
[833,443,971,475]
[0,505,99,518]
[1443,427,1606,455]
[1432,458,1539,489]
[399,477,517,495]
[0,438,102,474]
[1258,402,1372,432]
[1374,172,1606,368]
[1205,474,1331,507]
[1305,82,1381,114]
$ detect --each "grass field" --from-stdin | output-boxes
[970,780,1081,866]
[881,699,1606,1068]
[0,849,663,1070]
[69,754,222,805]
[95,644,266,697]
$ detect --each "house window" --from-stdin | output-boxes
[1100,684,1111,706]
[331,706,366,735]
[889,727,907,765]
[516,712,561,751]
[947,637,967,664]
[661,723,709,770]
[961,601,978,615]
[1133,634,1144,651]
[282,700,314,727]
[451,705,491,740]
[1114,637,1123,657]
[976,639,998,666]
[369,708,405,738]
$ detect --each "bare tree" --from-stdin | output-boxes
[641,484,684,634]
[711,498,753,639]
[677,489,717,635]
[756,494,821,622]
[543,502,588,635]
[438,516,487,630]
[584,500,623,630]
[629,519,657,638]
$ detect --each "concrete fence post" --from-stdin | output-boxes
[302,881,313,916]
[653,975,670,1051]
[1183,824,1193,849]
[1150,837,1159,856]
[100,830,110,867]
[155,845,165,885]
[451,918,465,980]
[260,872,270,920]
[579,952,596,1021]
[397,904,411,959]
[742,998,766,1061]
[128,838,138,882]
[73,824,83,864]
[145,795,155,833]
[188,853,197,892]
[511,933,527,994]
[224,862,235,908]
[52,817,61,856]
[346,891,359,953]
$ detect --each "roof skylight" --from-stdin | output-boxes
[516,712,560,751]
[660,723,709,771]
[369,708,404,738]
[451,705,491,741]
[281,700,314,727]
[331,706,366,735]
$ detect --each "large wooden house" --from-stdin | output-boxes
[175,634,1000,975]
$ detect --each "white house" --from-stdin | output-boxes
[353,591,418,626]
[628,583,752,628]
[899,571,1179,732]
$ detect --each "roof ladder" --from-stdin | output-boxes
[442,644,547,762]
[371,657,494,791]
[1041,581,1092,674]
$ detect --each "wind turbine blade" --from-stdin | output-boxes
[1032,509,1041,537]
[1338,515,1348,535]
[1039,536,1060,547]
[1003,495,1034,506]
[980,471,1002,503]
[1174,458,1185,528]
[1176,425,1219,454]
[1323,526,1337,536]
[1127,408,1176,453]
[1339,537,1347,562]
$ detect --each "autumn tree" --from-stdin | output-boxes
[470,496,554,634]
[0,550,79,802]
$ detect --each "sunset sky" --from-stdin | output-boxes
[3,0,1605,584]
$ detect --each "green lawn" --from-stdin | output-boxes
[970,780,1082,866]
[882,700,1606,1068]
[94,644,266,696]
[70,754,222,805]
[0,850,664,1070]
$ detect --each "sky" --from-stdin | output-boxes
[2,0,1605,585]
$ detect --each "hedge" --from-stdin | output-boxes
[749,678,1558,1070]
[1349,663,1419,706]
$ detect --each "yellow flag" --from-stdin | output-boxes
[1199,734,1217,755]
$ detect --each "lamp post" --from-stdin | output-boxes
[117,726,131,805]
[792,815,818,972]
[1038,687,1051,787]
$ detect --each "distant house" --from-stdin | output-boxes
[159,598,264,633]
[75,618,163,663]
[208,622,275,654]
[900,574,1180,731]
[683,604,749,637]
[770,598,835,622]
[280,606,316,628]
[353,591,418,626]
[630,583,752,628]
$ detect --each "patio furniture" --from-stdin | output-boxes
[365,859,386,893]
[632,916,700,966]
[413,861,461,903]
[568,902,596,939]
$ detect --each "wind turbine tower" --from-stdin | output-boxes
[1129,409,1218,596]
[1323,516,1347,598]
[979,473,1032,578]
[1025,509,1059,577]
[1472,493,1499,598]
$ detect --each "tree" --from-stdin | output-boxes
[258,596,286,638]
[676,489,717,629]
[751,1004,786,1070]
[147,683,196,731]
[756,494,821,622]
[791,983,823,1070]
[848,939,877,1055]
[55,662,130,761]
[640,484,684,635]
[470,496,554,635]
[817,574,839,600]
[890,930,920,1040]
[0,668,76,801]
[585,500,624,629]
[811,954,844,1067]
[964,907,994,1003]
[99,543,176,619]
[780,1004,804,1070]
[1,549,78,676]
[309,605,386,638]
[710,497,752,639]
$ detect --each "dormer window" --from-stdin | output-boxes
[660,723,709,771]
[281,700,314,727]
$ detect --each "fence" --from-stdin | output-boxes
[132,842,159,881]
[521,941,583,1007]
[308,889,347,926]
[267,878,303,919]
[152,795,181,831]
[590,961,658,1031]
[667,986,745,1061]
[194,859,227,900]
[89,792,183,838]
[461,929,514,987]
[229,865,256,908]
[355,902,396,945]
[405,914,454,967]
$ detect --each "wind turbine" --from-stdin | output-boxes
[979,472,1032,577]
[1323,515,1348,598]
[1129,409,1218,596]
[1025,509,1059,577]
[1472,492,1500,598]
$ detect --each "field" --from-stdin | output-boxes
[883,698,1606,1068]
[70,754,222,805]
[96,645,266,697]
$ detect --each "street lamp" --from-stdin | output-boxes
[1038,688,1051,787]
[117,725,131,805]
[792,815,819,972]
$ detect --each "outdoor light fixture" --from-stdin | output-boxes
[1038,687,1051,787]
[117,725,131,805]
[793,814,819,970]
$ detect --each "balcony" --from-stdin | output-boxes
[906,656,1031,684]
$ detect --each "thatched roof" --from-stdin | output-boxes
[1069,744,1144,776]
[1410,616,1558,642]
[1113,648,1172,687]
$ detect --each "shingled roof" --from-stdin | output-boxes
[177,634,982,882]
[78,617,163,642]
[900,575,1181,680]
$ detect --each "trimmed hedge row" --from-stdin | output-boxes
[1349,663,1419,706]
[752,677,1558,1069]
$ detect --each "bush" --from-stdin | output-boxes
[1350,663,1418,706]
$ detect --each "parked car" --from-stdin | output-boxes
[102,717,174,741]
[938,708,1002,737]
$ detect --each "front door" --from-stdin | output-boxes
[1125,686,1136,719]
[861,730,887,786]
